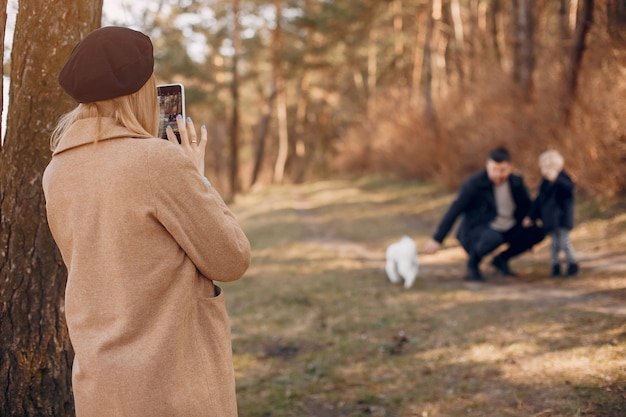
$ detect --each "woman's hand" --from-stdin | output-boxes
[166,115,207,176]
[522,217,533,228]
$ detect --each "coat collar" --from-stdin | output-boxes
[52,117,153,156]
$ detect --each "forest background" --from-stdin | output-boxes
[0,0,625,415]
[123,0,626,198]
[11,0,622,199]
[3,1,625,197]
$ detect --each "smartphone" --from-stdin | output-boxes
[157,83,185,141]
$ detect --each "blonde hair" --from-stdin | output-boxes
[539,150,564,171]
[50,75,160,150]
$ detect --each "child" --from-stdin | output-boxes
[523,150,579,277]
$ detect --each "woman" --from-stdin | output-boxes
[42,26,250,417]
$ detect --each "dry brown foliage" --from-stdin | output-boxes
[336,14,626,198]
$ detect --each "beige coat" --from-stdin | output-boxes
[42,117,250,417]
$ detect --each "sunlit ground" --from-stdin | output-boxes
[224,177,626,417]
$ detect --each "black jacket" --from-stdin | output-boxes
[527,170,575,232]
[432,170,532,248]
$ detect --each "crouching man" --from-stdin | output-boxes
[422,147,545,281]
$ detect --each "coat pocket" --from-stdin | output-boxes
[192,284,238,416]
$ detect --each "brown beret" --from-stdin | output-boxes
[58,26,154,103]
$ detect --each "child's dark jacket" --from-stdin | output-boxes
[527,170,575,232]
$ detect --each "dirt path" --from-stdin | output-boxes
[291,184,626,317]
[231,180,626,416]
[291,186,385,265]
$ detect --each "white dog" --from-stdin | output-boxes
[385,236,419,289]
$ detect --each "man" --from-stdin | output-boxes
[423,147,545,281]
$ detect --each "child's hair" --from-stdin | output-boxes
[538,150,564,171]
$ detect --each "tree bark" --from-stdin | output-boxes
[0,0,6,146]
[488,0,503,70]
[607,0,626,38]
[250,83,276,187]
[450,0,466,87]
[410,10,427,106]
[392,0,404,76]
[292,72,310,184]
[562,0,594,122]
[0,1,102,415]
[366,27,377,115]
[229,0,241,196]
[511,0,521,83]
[559,0,571,40]
[423,0,436,117]
[273,77,289,184]
[510,0,536,100]
[272,0,289,184]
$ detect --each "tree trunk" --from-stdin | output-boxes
[292,73,310,184]
[366,27,377,115]
[511,0,521,82]
[559,0,571,40]
[423,0,436,118]
[229,0,241,196]
[0,0,6,145]
[273,77,289,184]
[0,1,102,415]
[250,83,276,187]
[562,0,593,122]
[272,1,289,184]
[410,10,427,106]
[488,0,503,70]
[392,0,404,76]
[513,0,536,101]
[450,0,466,87]
[607,0,626,38]
[434,24,448,99]
[209,122,228,192]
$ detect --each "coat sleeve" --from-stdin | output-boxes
[526,180,547,220]
[526,197,540,220]
[147,143,251,282]
[432,178,476,243]
[554,171,575,197]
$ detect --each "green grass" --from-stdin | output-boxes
[223,177,626,417]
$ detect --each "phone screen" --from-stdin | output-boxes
[157,84,185,141]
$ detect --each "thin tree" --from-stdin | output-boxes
[366,27,377,115]
[410,9,427,106]
[489,0,504,71]
[512,0,536,100]
[229,0,242,196]
[562,0,594,122]
[272,0,289,184]
[559,0,571,40]
[449,0,465,87]
[422,0,436,118]
[0,0,102,415]
[392,0,404,76]
[250,82,276,187]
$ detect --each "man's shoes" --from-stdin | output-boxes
[491,255,517,276]
[551,264,561,277]
[465,265,485,282]
[566,263,579,277]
